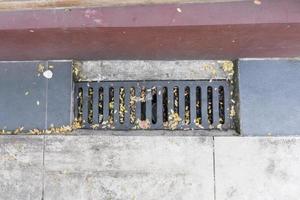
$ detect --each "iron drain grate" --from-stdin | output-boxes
[74,80,231,130]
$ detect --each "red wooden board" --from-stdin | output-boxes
[0,0,299,60]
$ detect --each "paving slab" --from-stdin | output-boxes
[0,61,47,130]
[0,136,44,200]
[238,59,300,135]
[47,60,73,127]
[215,137,300,200]
[0,60,73,131]
[44,135,214,200]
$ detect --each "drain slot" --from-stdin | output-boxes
[75,80,231,130]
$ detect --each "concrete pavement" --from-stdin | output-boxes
[1,132,300,200]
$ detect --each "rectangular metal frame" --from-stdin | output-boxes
[75,80,231,130]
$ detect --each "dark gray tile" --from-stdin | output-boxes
[238,59,300,135]
[0,60,73,131]
[47,61,73,127]
[0,61,47,130]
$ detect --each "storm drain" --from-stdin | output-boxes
[75,80,231,130]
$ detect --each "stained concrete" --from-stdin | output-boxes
[77,60,232,81]
[70,129,237,136]
[2,134,300,200]
[44,135,214,200]
[0,136,43,200]
[215,137,300,200]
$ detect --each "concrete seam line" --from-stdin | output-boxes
[42,135,45,200]
[213,136,216,200]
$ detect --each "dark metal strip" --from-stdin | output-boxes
[212,85,220,127]
[178,86,185,128]
[124,87,131,128]
[153,86,163,129]
[189,85,197,128]
[82,86,89,128]
[167,85,174,122]
[113,86,120,127]
[102,86,110,128]
[201,85,208,128]
[223,82,231,130]
[146,88,152,125]
[135,85,141,122]
[74,84,79,120]
[92,85,99,125]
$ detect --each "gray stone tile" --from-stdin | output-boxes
[238,59,300,135]
[47,60,73,127]
[0,136,44,200]
[0,61,47,130]
[215,137,300,200]
[44,135,214,200]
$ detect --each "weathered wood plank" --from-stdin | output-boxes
[0,0,299,60]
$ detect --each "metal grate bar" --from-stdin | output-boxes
[168,85,174,120]
[222,82,230,130]
[82,87,89,128]
[74,85,79,121]
[153,86,163,129]
[102,86,110,128]
[92,86,99,125]
[114,86,120,127]
[75,80,231,130]
[146,88,152,124]
[213,86,220,127]
[201,85,209,128]
[189,85,197,128]
[135,86,141,124]
[178,86,185,128]
[124,87,131,127]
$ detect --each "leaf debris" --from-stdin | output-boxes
[0,119,83,135]
[219,60,234,79]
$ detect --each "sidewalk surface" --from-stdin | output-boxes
[1,131,299,200]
